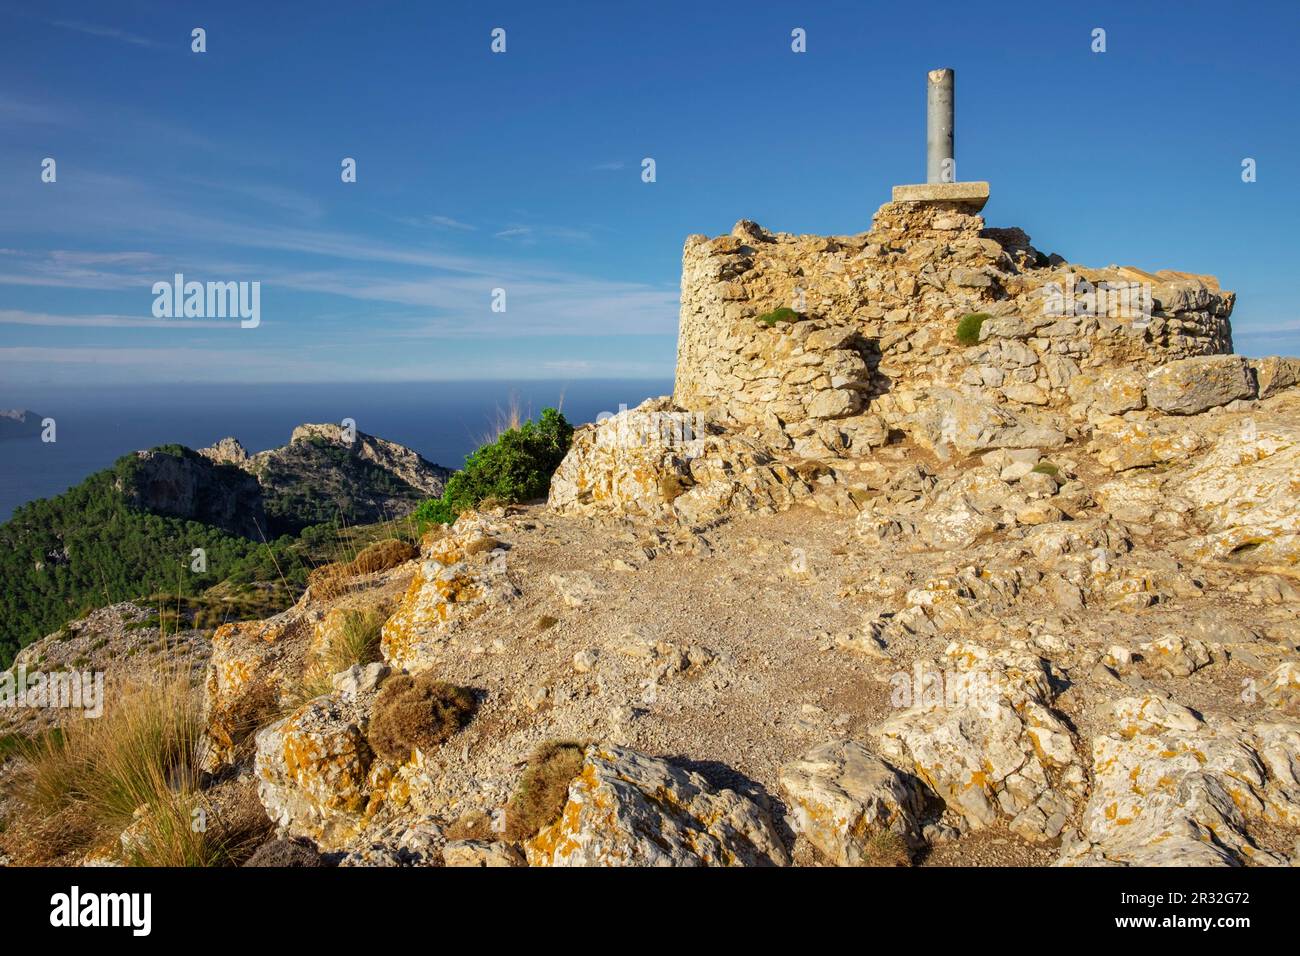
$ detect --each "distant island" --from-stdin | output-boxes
[0,409,43,440]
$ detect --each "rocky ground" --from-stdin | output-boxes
[4,374,1300,867]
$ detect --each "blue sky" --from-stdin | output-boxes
[1,0,1297,387]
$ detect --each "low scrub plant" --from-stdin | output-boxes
[367,672,477,761]
[413,408,573,526]
[758,306,801,328]
[955,312,991,345]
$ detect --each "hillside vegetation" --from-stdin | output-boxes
[0,446,423,667]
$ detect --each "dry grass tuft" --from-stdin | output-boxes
[862,828,913,867]
[243,836,325,867]
[0,670,264,866]
[367,672,476,761]
[307,562,350,600]
[444,808,497,842]
[309,538,417,600]
[349,538,418,576]
[502,740,586,842]
[289,606,389,706]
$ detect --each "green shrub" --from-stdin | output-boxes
[413,408,573,526]
[758,306,801,328]
[955,312,991,346]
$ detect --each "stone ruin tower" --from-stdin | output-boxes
[672,68,1236,461]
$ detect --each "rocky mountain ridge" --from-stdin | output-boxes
[199,425,451,535]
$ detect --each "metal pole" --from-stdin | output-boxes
[926,68,955,184]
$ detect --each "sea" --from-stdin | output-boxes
[0,379,673,522]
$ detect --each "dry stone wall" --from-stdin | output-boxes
[674,199,1235,449]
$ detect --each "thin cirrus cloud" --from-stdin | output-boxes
[0,346,286,368]
[48,19,158,49]
[0,161,677,379]
[0,239,678,338]
[0,188,677,337]
[399,214,477,232]
[0,309,234,330]
[1235,321,1300,335]
[493,224,594,244]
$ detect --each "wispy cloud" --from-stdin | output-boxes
[0,309,234,330]
[176,178,326,220]
[0,161,675,351]
[493,224,593,244]
[1234,320,1300,335]
[50,19,158,49]
[0,346,283,367]
[0,94,64,127]
[401,214,476,232]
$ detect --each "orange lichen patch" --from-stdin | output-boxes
[1128,765,1146,796]
[362,761,413,819]
[268,704,375,825]
[433,571,483,605]
[218,659,254,692]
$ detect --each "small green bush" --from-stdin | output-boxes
[758,306,801,328]
[955,312,991,346]
[413,408,573,525]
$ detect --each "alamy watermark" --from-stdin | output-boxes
[152,273,260,328]
[1,666,105,718]
[595,404,707,449]
[889,661,999,718]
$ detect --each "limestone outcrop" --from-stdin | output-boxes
[1058,697,1300,866]
[524,744,789,866]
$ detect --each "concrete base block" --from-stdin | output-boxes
[891,181,990,211]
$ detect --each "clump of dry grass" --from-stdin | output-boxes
[476,392,527,448]
[367,672,476,761]
[444,808,497,842]
[862,829,912,867]
[0,671,263,866]
[243,836,325,867]
[502,740,586,842]
[349,538,418,575]
[309,538,417,600]
[289,606,389,706]
[307,562,350,601]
